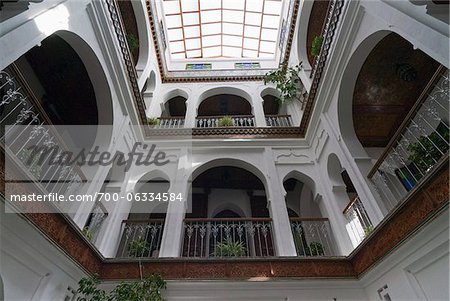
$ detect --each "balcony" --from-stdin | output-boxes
[368,67,449,212]
[265,114,293,127]
[290,217,337,256]
[196,115,256,128]
[182,218,274,258]
[343,197,373,246]
[116,219,164,258]
[0,65,86,199]
[154,117,185,129]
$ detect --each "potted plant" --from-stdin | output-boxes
[82,227,93,241]
[147,117,160,127]
[126,33,139,53]
[218,116,234,127]
[263,63,304,104]
[364,225,374,237]
[77,274,166,301]
[311,35,324,57]
[407,123,449,173]
[309,241,324,256]
[214,240,246,257]
[128,239,149,257]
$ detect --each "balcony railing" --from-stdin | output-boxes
[343,196,373,246]
[116,219,164,258]
[196,115,255,128]
[265,114,293,127]
[155,117,185,129]
[182,218,274,258]
[368,67,449,212]
[0,65,85,196]
[290,218,336,256]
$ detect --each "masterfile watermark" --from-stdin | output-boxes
[23,142,170,173]
[4,125,193,214]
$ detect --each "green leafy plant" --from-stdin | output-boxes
[128,239,149,257]
[82,227,94,241]
[293,232,311,256]
[218,116,234,127]
[363,225,374,236]
[407,124,449,173]
[263,63,303,104]
[126,33,140,53]
[147,117,160,126]
[214,240,246,257]
[311,35,324,57]
[77,274,166,301]
[309,241,324,256]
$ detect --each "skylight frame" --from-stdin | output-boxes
[161,0,284,60]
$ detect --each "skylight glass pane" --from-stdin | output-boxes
[163,1,180,14]
[245,12,262,26]
[223,35,242,47]
[184,25,200,38]
[202,35,221,47]
[243,49,258,58]
[223,10,244,23]
[181,0,198,12]
[162,0,285,60]
[261,28,278,41]
[182,13,199,26]
[223,1,244,10]
[260,41,276,53]
[165,15,182,28]
[223,23,243,35]
[200,0,221,10]
[262,15,280,28]
[246,0,264,12]
[223,46,241,57]
[244,38,259,50]
[264,1,283,14]
[167,28,183,41]
[202,23,221,35]
[185,38,201,50]
[201,10,221,23]
[244,26,260,38]
[171,52,185,59]
[170,41,185,53]
[186,49,202,58]
[203,46,221,57]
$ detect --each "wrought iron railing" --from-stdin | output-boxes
[0,65,85,196]
[265,114,293,127]
[343,196,373,246]
[155,117,185,129]
[289,218,336,256]
[182,218,275,258]
[83,201,108,243]
[196,115,256,128]
[116,219,164,258]
[368,67,449,212]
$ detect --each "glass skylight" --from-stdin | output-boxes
[162,0,284,60]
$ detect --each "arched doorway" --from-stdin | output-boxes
[116,171,170,258]
[196,88,255,127]
[183,165,274,257]
[283,174,335,256]
[338,31,448,212]
[0,31,113,200]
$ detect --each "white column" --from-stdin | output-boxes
[253,95,267,127]
[184,91,199,128]
[159,148,190,257]
[263,147,297,256]
[96,186,132,257]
